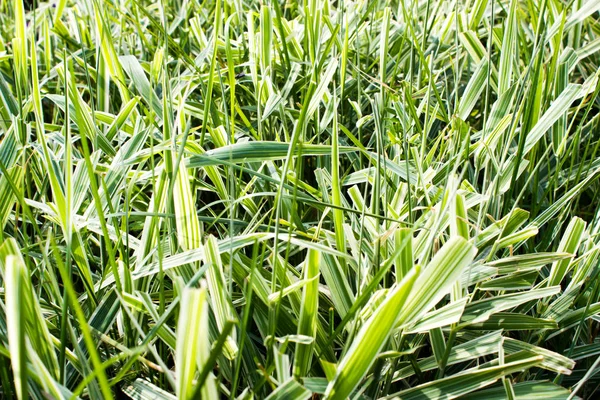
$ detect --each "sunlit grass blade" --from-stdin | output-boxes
[176,285,218,399]
[293,248,320,378]
[324,268,418,400]
[4,255,27,400]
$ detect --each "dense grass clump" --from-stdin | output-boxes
[1,0,600,398]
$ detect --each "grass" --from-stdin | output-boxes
[0,0,600,398]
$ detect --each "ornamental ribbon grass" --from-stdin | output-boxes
[1,0,600,399]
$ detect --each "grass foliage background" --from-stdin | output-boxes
[1,0,600,398]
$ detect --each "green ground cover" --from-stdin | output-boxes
[1,0,600,398]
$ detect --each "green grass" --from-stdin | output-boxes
[0,0,600,398]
